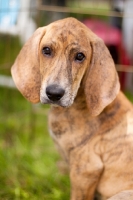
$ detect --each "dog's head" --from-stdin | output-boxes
[11,17,120,116]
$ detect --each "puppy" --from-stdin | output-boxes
[11,17,133,200]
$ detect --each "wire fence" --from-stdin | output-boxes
[37,1,133,18]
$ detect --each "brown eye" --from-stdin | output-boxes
[42,47,51,56]
[75,53,85,62]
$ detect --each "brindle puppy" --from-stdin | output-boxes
[11,18,133,200]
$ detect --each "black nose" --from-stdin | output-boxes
[46,84,65,101]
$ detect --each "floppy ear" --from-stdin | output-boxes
[84,37,120,116]
[11,27,46,103]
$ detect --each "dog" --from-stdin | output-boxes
[11,17,133,200]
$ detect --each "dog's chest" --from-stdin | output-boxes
[49,108,92,158]
[48,108,81,144]
[48,106,99,161]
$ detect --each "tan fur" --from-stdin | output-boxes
[11,18,133,200]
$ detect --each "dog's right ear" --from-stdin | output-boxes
[84,34,120,116]
[11,27,46,103]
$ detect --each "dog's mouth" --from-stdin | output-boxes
[40,96,70,108]
[40,84,77,108]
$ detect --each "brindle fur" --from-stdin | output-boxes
[11,18,133,200]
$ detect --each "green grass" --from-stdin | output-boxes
[0,87,70,200]
[0,33,70,200]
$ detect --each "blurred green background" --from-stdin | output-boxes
[0,0,133,199]
[0,35,70,199]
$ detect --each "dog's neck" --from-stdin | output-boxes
[72,85,88,110]
[49,85,87,111]
[50,85,132,118]
[73,87,132,116]
[49,89,132,163]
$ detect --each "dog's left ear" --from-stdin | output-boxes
[84,36,120,116]
[11,27,46,103]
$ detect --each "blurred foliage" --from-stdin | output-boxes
[67,1,109,22]
[0,87,70,200]
[125,91,133,103]
[0,34,21,75]
[0,35,70,199]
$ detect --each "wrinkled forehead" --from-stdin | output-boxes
[41,19,90,48]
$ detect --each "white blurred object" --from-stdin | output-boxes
[0,75,16,88]
[112,0,124,11]
[17,0,37,44]
[122,0,133,63]
[0,0,20,34]
[122,0,133,92]
[0,0,37,44]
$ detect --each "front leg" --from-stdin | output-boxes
[70,151,103,200]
